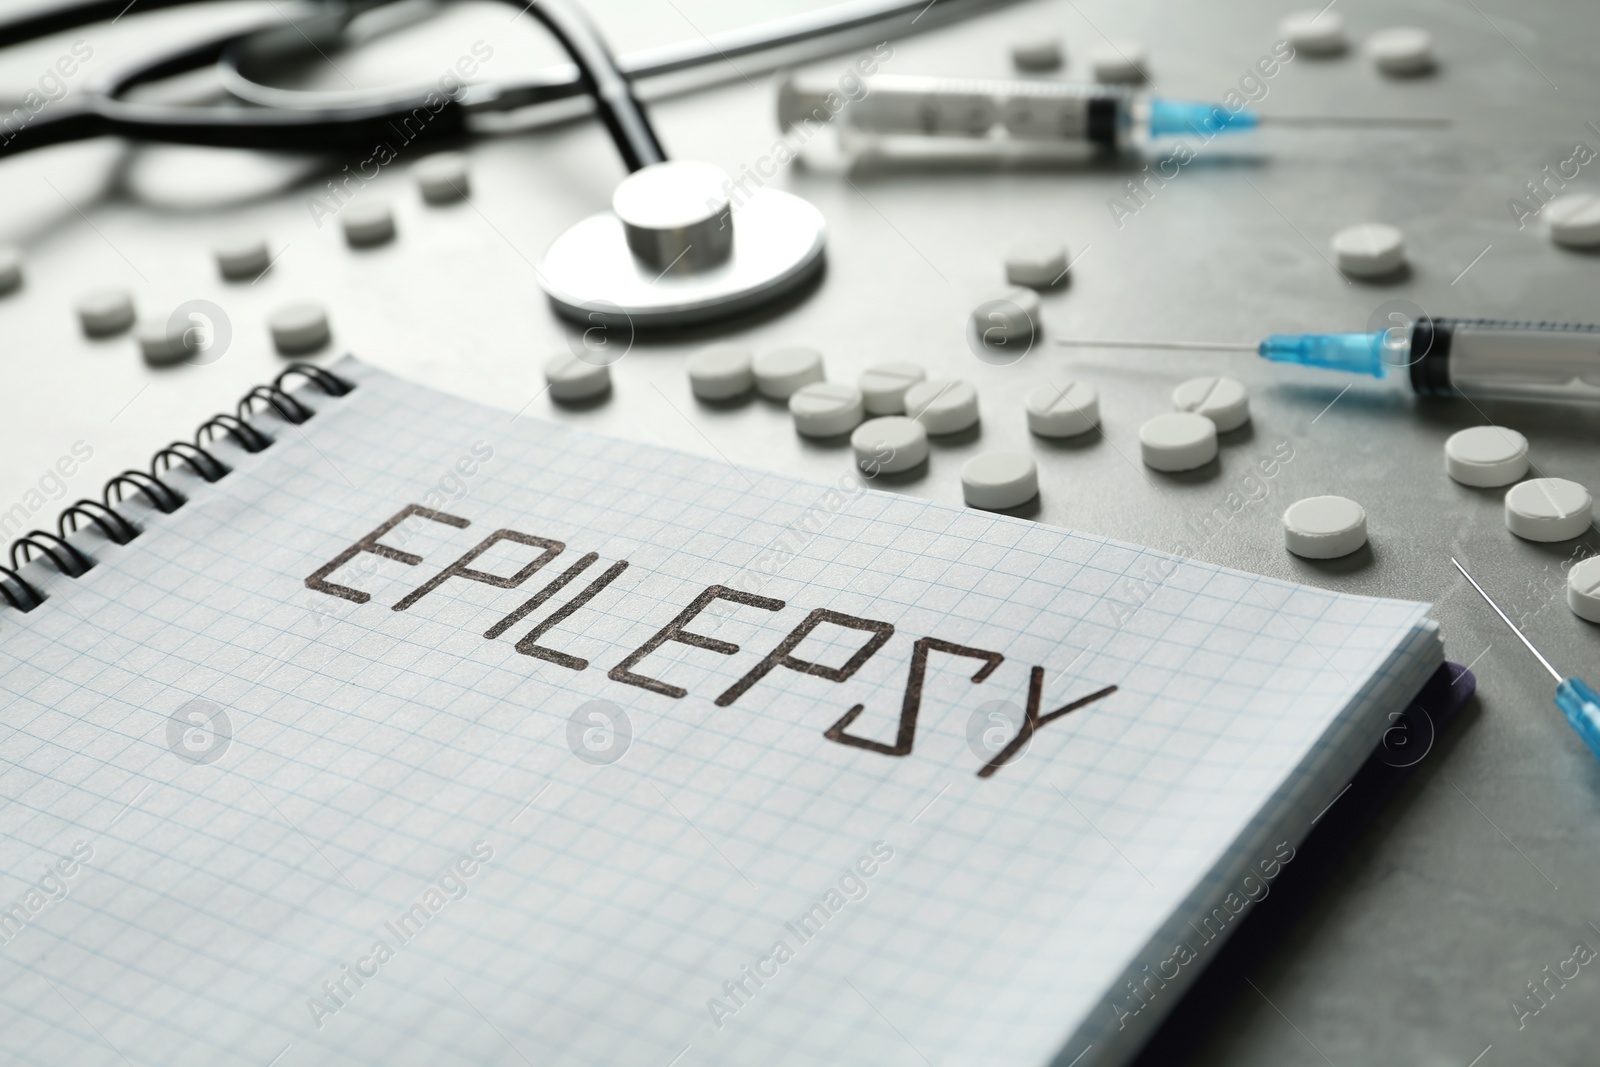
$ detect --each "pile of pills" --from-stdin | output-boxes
[44,152,476,361]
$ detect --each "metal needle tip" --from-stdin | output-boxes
[1450,557,1564,683]
[1054,339,1257,352]
[1256,115,1453,128]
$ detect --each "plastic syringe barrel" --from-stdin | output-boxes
[1258,319,1600,402]
[1406,318,1600,402]
[777,74,1129,146]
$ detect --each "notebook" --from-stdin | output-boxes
[0,357,1442,1067]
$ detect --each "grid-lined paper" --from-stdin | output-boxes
[0,359,1438,1067]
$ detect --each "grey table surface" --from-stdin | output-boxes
[2,0,1598,1064]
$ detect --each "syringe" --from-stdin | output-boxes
[778,74,1446,148]
[1056,319,1600,404]
[1452,558,1600,763]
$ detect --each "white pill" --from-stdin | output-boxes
[1366,27,1435,75]
[1026,380,1099,438]
[269,301,330,354]
[962,451,1039,510]
[1504,478,1593,542]
[77,288,135,336]
[852,416,928,474]
[1279,10,1348,55]
[136,316,189,366]
[1568,556,1600,624]
[215,237,270,280]
[544,352,611,402]
[754,346,825,398]
[859,361,926,415]
[1332,223,1406,278]
[1011,39,1063,72]
[416,152,470,203]
[1138,412,1217,472]
[790,382,865,436]
[905,379,980,434]
[1091,40,1148,83]
[1005,241,1069,288]
[687,344,754,400]
[0,245,22,293]
[1283,496,1368,559]
[1444,426,1529,487]
[973,286,1041,342]
[342,201,395,246]
[1545,194,1600,249]
[1171,376,1250,432]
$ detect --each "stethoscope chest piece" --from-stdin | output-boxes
[538,160,826,329]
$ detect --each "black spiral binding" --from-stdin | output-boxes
[0,363,354,613]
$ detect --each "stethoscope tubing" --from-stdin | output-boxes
[0,0,1010,162]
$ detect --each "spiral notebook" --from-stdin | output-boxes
[0,357,1442,1067]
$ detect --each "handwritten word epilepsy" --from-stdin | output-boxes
[305,504,1117,777]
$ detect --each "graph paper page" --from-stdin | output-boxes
[0,359,1438,1067]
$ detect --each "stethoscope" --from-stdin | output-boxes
[0,0,1006,327]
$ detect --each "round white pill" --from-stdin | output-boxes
[543,352,611,402]
[0,245,22,293]
[1444,426,1529,487]
[1545,194,1600,249]
[754,346,824,398]
[859,361,926,415]
[416,152,470,203]
[790,382,865,437]
[852,416,928,474]
[1279,10,1348,55]
[1332,223,1406,278]
[136,316,188,366]
[342,201,395,246]
[1139,412,1217,472]
[687,344,754,400]
[905,379,980,434]
[1026,380,1099,438]
[1171,376,1250,432]
[1283,496,1368,559]
[1004,241,1069,288]
[1504,478,1593,542]
[1011,39,1063,72]
[962,451,1038,510]
[973,286,1041,342]
[1366,27,1435,75]
[269,301,330,354]
[1568,556,1600,624]
[77,288,134,336]
[1091,40,1148,83]
[215,237,270,280]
